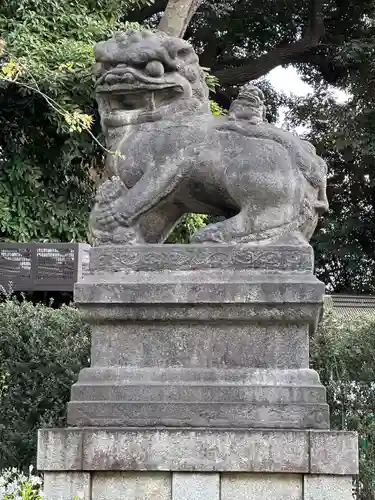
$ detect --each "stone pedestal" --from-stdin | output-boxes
[37,244,358,499]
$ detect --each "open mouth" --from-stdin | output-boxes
[240,96,261,107]
[96,66,184,115]
[100,86,183,115]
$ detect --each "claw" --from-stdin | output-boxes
[114,212,128,224]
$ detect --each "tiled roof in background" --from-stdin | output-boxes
[325,295,375,320]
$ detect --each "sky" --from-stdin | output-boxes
[266,66,349,131]
[267,66,312,97]
[267,65,349,103]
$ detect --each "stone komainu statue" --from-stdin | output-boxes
[91,29,329,245]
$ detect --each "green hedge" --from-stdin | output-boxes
[0,298,90,470]
[312,312,375,500]
[1,297,375,498]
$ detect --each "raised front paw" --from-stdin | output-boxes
[96,176,126,205]
[91,195,136,235]
[91,203,119,230]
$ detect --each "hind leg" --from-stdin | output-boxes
[192,210,250,244]
[192,204,301,244]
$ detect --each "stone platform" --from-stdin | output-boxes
[38,427,358,499]
[38,244,359,499]
[68,244,329,430]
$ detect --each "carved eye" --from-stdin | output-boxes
[145,61,165,77]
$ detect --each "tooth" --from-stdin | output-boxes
[105,74,119,85]
[121,73,135,83]
[148,92,156,111]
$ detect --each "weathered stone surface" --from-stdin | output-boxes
[79,303,321,325]
[40,470,358,500]
[89,244,314,273]
[43,472,90,500]
[74,367,324,385]
[304,476,353,500]
[67,401,329,428]
[221,473,303,500]
[74,270,325,304]
[83,429,306,472]
[172,473,219,500]
[38,428,309,472]
[71,243,327,430]
[37,429,82,471]
[38,428,359,476]
[68,364,329,428]
[36,26,357,491]
[91,472,171,500]
[88,322,309,369]
[71,382,326,404]
[310,431,359,475]
[91,30,328,246]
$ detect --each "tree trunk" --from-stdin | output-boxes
[158,0,203,38]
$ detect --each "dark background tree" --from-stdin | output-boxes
[285,18,375,293]
[128,0,374,91]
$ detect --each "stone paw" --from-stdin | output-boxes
[92,199,134,230]
[192,226,227,244]
[91,205,119,231]
[90,224,144,245]
[96,176,126,204]
[113,226,144,244]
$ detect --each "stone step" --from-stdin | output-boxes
[75,272,324,304]
[76,367,323,385]
[71,383,326,404]
[67,401,330,429]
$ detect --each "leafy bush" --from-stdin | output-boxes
[0,466,85,499]
[0,297,90,471]
[312,311,375,500]
[168,214,208,243]
[0,466,42,499]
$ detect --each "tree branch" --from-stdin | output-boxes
[291,51,348,84]
[213,0,326,85]
[158,0,203,38]
[126,0,167,23]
